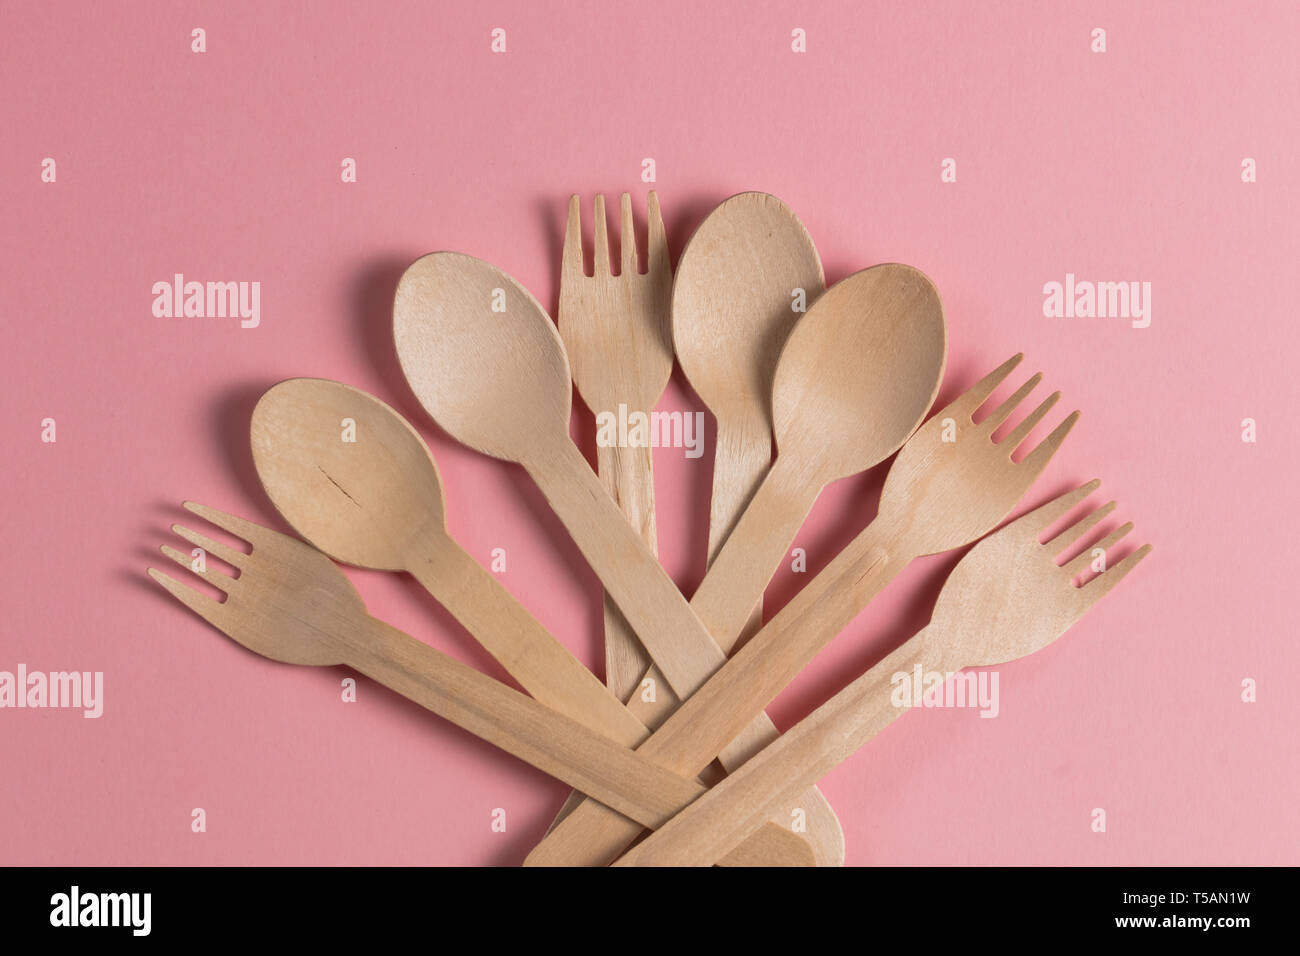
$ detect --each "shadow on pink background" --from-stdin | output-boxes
[2,1,1296,865]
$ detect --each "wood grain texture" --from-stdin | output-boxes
[523,356,1082,866]
[614,483,1152,866]
[148,502,814,867]
[393,252,832,862]
[556,192,673,702]
[523,264,946,866]
[249,378,644,746]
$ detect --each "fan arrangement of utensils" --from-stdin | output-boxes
[149,191,1150,866]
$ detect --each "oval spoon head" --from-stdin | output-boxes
[672,192,825,427]
[250,378,448,571]
[393,251,573,463]
[771,263,947,478]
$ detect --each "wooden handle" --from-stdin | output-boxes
[707,412,775,564]
[525,440,728,697]
[525,440,840,864]
[594,436,657,702]
[543,420,663,834]
[524,519,905,866]
[691,454,817,654]
[619,412,770,733]
[409,544,645,748]
[340,615,811,865]
[614,635,932,866]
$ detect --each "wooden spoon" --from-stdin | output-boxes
[393,252,839,864]
[673,192,825,569]
[248,377,647,747]
[688,263,947,656]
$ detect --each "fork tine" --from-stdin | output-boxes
[646,191,668,277]
[172,523,246,568]
[952,353,1024,420]
[981,372,1042,432]
[182,501,260,548]
[147,567,230,629]
[592,194,610,276]
[1001,391,1061,451]
[1026,480,1102,535]
[1017,409,1080,476]
[562,194,583,282]
[1081,543,1153,600]
[619,193,637,275]
[1045,499,1117,552]
[1065,521,1134,576]
[160,544,235,593]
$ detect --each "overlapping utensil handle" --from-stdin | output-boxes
[406,544,646,748]
[543,436,672,832]
[593,436,659,702]
[525,520,906,866]
[690,453,819,650]
[622,411,771,731]
[339,613,815,866]
[613,636,930,866]
[522,439,842,863]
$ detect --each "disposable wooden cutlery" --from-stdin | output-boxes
[394,251,846,863]
[525,354,1079,865]
[148,503,814,867]
[612,482,1151,866]
[249,377,649,747]
[524,262,946,863]
[658,190,824,706]
[556,192,674,706]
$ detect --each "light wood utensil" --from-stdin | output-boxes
[148,503,814,867]
[393,251,839,865]
[689,262,946,666]
[525,354,1080,865]
[248,377,648,748]
[521,263,946,865]
[659,190,824,708]
[614,482,1152,865]
[556,192,673,705]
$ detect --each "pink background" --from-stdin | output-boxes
[2,1,1296,865]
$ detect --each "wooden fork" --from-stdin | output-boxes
[525,354,1082,866]
[613,481,1152,865]
[556,191,675,709]
[147,502,814,866]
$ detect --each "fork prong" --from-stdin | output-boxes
[1046,499,1117,552]
[172,523,246,569]
[1001,390,1061,451]
[1026,480,1102,535]
[646,191,668,277]
[182,501,259,548]
[981,372,1042,432]
[160,544,234,593]
[619,193,637,275]
[562,194,584,282]
[1081,543,1152,600]
[951,353,1024,420]
[592,194,610,276]
[1018,409,1080,476]
[1065,521,1134,576]
[148,567,230,629]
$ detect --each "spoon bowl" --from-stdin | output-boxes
[393,251,573,462]
[672,191,825,431]
[250,377,447,571]
[771,263,946,479]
